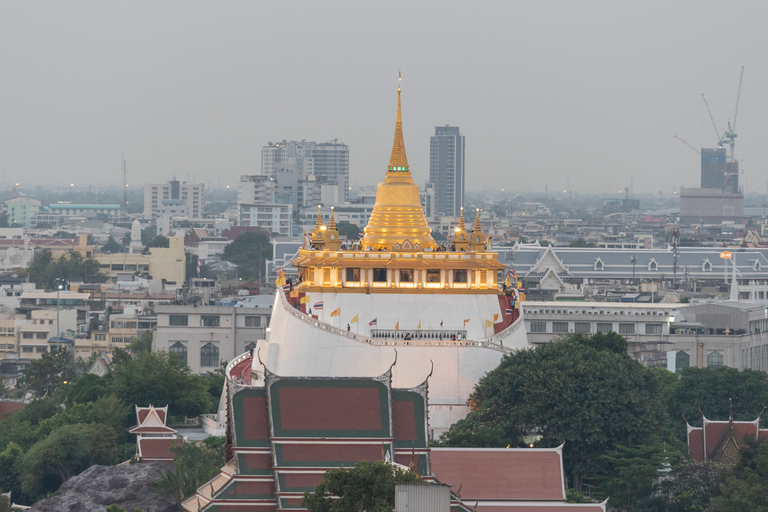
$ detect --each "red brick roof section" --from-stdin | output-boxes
[136,406,167,425]
[393,400,417,442]
[474,505,605,512]
[431,448,566,501]
[278,387,382,431]
[138,438,175,461]
[243,396,270,441]
[278,443,384,465]
[688,427,705,462]
[0,401,25,422]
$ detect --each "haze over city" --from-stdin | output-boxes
[2,1,767,194]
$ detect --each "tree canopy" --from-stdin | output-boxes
[221,231,271,281]
[439,333,666,486]
[18,349,74,398]
[27,250,106,288]
[302,461,421,512]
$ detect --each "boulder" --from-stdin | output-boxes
[28,462,179,512]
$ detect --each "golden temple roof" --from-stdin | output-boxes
[361,75,436,251]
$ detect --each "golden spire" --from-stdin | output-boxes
[470,208,487,252]
[473,209,482,232]
[455,207,469,251]
[315,205,323,229]
[329,206,337,230]
[388,72,409,172]
[458,207,466,230]
[325,206,340,250]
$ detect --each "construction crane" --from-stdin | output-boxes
[673,135,700,155]
[701,66,745,163]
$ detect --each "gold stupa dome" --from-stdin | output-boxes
[361,74,436,251]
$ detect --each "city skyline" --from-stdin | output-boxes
[2,2,768,194]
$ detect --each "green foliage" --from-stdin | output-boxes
[27,249,106,288]
[154,437,225,501]
[18,349,73,397]
[146,235,169,249]
[64,373,111,406]
[440,333,665,485]
[19,423,119,499]
[589,435,686,510]
[662,366,768,441]
[105,506,143,512]
[301,461,422,512]
[101,235,121,254]
[140,226,156,246]
[569,238,596,247]
[709,440,768,511]
[335,222,361,240]
[127,331,153,354]
[110,351,214,417]
[656,460,724,512]
[221,231,271,281]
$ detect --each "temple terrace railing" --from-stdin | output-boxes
[276,288,514,354]
[370,329,467,341]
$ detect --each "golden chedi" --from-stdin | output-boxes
[360,76,436,252]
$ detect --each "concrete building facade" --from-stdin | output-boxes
[143,180,205,221]
[429,126,465,217]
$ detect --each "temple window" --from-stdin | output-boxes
[200,342,219,367]
[400,270,414,283]
[201,315,220,327]
[707,351,724,369]
[675,351,690,373]
[596,322,613,333]
[454,270,468,283]
[169,341,188,365]
[169,315,188,327]
[346,268,361,282]
[426,269,441,283]
[373,268,387,282]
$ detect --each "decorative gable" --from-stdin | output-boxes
[594,258,604,271]
[702,259,712,272]
[648,258,658,272]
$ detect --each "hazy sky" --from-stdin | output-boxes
[2,1,767,195]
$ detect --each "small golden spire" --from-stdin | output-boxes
[329,206,337,230]
[315,205,323,229]
[473,209,482,232]
[458,207,466,230]
[388,72,409,172]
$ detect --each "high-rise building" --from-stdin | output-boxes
[701,147,740,194]
[261,139,349,202]
[429,126,465,217]
[143,180,204,221]
[237,175,293,236]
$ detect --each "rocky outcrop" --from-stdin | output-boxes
[28,462,180,512]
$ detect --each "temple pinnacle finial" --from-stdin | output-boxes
[458,207,466,230]
[388,72,409,173]
[315,205,323,229]
[473,209,482,232]
[398,70,401,92]
[329,206,337,230]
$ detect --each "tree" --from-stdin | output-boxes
[709,439,768,511]
[221,231,271,281]
[127,331,152,354]
[155,437,225,501]
[440,333,666,488]
[18,349,73,397]
[27,250,106,288]
[109,351,213,418]
[140,226,156,246]
[101,235,121,254]
[146,235,169,249]
[302,461,421,512]
[19,422,118,499]
[336,222,361,241]
[569,238,596,248]
[655,460,724,512]
[663,366,768,441]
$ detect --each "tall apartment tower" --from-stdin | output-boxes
[143,180,204,221]
[429,126,465,217]
[261,139,349,202]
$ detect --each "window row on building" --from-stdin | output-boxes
[528,321,664,336]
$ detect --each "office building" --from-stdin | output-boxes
[143,180,205,221]
[429,126,465,217]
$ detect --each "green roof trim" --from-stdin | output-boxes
[392,390,427,449]
[232,388,270,447]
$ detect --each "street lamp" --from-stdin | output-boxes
[630,254,637,286]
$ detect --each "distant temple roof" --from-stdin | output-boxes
[687,409,768,464]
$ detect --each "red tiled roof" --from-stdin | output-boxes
[277,386,383,431]
[138,438,176,460]
[474,504,606,512]
[688,427,705,462]
[431,448,566,501]
[0,401,25,422]
[128,425,177,435]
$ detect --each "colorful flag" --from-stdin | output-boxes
[350,314,359,324]
[440,320,443,327]
[493,313,499,322]
[330,307,341,318]
[290,289,298,298]
[486,319,493,327]
[197,259,201,276]
[369,317,377,326]
[282,283,291,293]
[417,319,421,330]
[358,232,365,238]
[463,318,470,326]
[300,295,310,304]
[505,308,514,315]
[505,275,511,287]
[314,301,324,310]
[395,320,400,330]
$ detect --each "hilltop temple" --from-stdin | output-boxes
[255,79,529,433]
